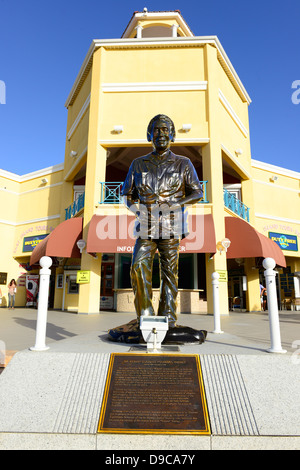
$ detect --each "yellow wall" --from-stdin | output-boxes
[103,48,205,83]
[17,187,62,225]
[64,111,89,178]
[0,166,64,307]
[0,177,19,222]
[252,162,300,259]
[99,91,208,142]
[67,69,92,131]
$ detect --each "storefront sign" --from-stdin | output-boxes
[76,271,90,284]
[269,232,298,251]
[216,270,228,282]
[23,234,49,252]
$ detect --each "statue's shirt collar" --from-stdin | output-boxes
[143,150,175,166]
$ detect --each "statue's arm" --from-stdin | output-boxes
[121,162,139,213]
[179,160,203,207]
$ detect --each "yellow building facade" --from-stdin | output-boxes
[1,11,299,315]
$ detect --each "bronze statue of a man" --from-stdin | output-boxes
[121,114,203,330]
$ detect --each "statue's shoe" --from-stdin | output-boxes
[164,326,207,344]
[107,319,207,345]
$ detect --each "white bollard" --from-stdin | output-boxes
[30,256,52,351]
[212,272,223,334]
[263,258,287,354]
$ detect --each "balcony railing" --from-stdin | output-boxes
[223,188,250,222]
[99,182,124,204]
[65,192,85,220]
[64,185,249,222]
[201,181,209,203]
[99,181,209,204]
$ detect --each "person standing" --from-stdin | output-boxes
[260,283,267,311]
[7,279,17,310]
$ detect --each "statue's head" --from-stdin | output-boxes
[147,114,176,152]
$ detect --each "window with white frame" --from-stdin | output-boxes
[223,184,241,201]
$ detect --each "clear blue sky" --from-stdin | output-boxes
[0,0,299,175]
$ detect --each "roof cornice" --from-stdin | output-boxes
[65,36,251,108]
[251,159,300,180]
[0,163,64,182]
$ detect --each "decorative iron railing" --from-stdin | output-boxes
[99,182,124,204]
[99,181,209,204]
[223,188,250,222]
[65,192,85,220]
[64,186,249,222]
[201,181,209,203]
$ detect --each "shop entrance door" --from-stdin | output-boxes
[100,255,115,310]
[228,275,246,310]
[62,270,79,312]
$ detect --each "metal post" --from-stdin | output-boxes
[212,272,223,334]
[263,258,287,354]
[30,256,52,351]
[152,328,158,353]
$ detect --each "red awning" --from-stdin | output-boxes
[87,213,217,254]
[30,217,83,265]
[29,215,285,267]
[225,217,286,267]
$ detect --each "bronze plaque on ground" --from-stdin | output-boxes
[98,353,210,435]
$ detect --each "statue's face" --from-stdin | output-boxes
[151,119,173,152]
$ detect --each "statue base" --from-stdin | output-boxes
[107,319,207,345]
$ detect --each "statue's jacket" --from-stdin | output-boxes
[122,150,203,239]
